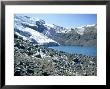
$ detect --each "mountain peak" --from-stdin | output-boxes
[74,24,96,35]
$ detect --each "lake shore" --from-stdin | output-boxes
[14,37,97,76]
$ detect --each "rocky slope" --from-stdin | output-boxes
[52,24,97,46]
[14,34,97,76]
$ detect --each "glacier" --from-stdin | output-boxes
[14,15,59,46]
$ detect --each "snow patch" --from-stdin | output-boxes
[44,23,55,28]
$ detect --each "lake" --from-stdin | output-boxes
[48,46,97,57]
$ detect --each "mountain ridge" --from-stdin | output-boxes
[14,15,97,47]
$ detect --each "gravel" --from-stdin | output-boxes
[14,36,97,76]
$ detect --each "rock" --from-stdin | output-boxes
[42,72,50,76]
[27,69,34,74]
[14,70,21,76]
[73,58,80,64]
[14,36,97,76]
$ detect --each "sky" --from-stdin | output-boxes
[17,14,97,29]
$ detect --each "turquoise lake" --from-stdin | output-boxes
[49,46,97,57]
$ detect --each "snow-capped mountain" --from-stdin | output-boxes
[14,15,59,46]
[49,25,71,33]
[14,15,97,46]
[74,24,97,35]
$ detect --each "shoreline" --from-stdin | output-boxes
[14,37,97,76]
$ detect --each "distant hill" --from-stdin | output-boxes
[53,24,97,46]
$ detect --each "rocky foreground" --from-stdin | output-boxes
[14,35,97,76]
